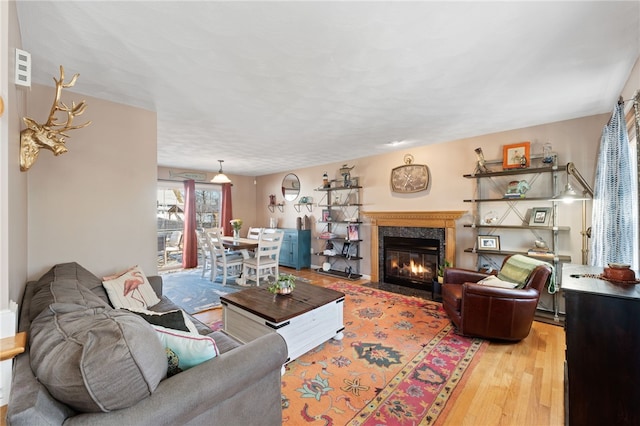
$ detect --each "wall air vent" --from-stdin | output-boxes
[15,49,31,87]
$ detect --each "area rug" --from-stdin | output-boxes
[160,267,245,314]
[162,268,313,314]
[280,282,486,425]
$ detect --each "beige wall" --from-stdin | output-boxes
[26,85,157,281]
[2,0,29,309]
[255,114,608,275]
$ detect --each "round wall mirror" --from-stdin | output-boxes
[282,173,300,201]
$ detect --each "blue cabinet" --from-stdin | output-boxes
[279,229,311,270]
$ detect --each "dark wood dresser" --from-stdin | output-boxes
[563,264,640,426]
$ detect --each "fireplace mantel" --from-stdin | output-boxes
[362,211,465,282]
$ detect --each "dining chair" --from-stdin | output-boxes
[163,230,183,265]
[206,229,244,286]
[247,227,263,240]
[241,229,285,286]
[196,229,214,279]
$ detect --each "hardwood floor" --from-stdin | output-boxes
[195,267,566,426]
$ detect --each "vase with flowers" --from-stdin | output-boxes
[230,219,243,241]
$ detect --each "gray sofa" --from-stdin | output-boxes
[7,262,288,425]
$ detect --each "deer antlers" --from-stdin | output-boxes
[20,65,91,171]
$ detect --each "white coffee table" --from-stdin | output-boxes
[220,281,345,366]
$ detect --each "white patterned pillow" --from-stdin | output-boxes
[102,265,161,309]
[153,326,219,375]
[477,275,519,289]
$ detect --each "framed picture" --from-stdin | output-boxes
[477,235,500,251]
[502,141,531,169]
[341,242,351,256]
[321,209,331,222]
[529,207,552,226]
[347,224,359,241]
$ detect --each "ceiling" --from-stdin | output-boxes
[15,1,640,177]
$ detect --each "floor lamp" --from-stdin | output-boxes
[553,162,594,265]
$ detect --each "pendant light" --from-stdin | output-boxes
[211,160,231,184]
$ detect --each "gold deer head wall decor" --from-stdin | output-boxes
[20,65,91,171]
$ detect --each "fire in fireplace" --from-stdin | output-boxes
[383,236,439,289]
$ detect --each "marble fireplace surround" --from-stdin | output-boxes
[363,211,465,283]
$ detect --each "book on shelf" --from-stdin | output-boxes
[503,193,526,199]
[527,249,555,259]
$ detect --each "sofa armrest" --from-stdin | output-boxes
[65,333,288,426]
[443,268,489,285]
[463,283,541,300]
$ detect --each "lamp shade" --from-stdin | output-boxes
[211,160,231,184]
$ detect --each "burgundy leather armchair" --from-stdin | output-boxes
[441,256,552,341]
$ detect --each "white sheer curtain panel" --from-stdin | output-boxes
[590,101,638,268]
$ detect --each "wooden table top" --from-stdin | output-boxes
[220,281,345,323]
[221,236,259,251]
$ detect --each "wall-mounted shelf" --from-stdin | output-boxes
[267,203,285,213]
[293,203,314,213]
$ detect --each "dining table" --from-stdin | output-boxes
[221,236,259,251]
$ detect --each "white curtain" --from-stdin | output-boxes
[590,102,638,267]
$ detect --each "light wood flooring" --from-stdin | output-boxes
[195,267,566,426]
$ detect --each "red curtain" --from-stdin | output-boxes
[221,183,233,236]
[182,179,198,268]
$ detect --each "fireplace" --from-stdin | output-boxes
[384,237,439,289]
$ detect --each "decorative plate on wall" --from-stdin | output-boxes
[390,154,429,193]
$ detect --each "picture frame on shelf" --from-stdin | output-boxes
[529,207,552,227]
[502,141,531,169]
[341,242,351,257]
[321,209,331,222]
[347,224,359,241]
[477,235,500,251]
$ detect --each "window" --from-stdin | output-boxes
[157,181,221,267]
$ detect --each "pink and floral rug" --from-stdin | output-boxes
[280,282,486,425]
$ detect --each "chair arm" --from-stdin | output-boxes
[463,282,540,300]
[443,268,489,285]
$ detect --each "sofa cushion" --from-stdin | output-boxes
[30,277,109,322]
[125,308,197,333]
[154,325,219,375]
[102,265,161,310]
[29,302,167,413]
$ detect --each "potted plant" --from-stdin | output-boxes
[268,274,296,295]
[437,260,451,284]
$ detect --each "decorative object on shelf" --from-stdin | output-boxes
[542,141,554,164]
[333,194,341,205]
[341,242,351,256]
[322,262,331,271]
[390,154,429,193]
[481,211,499,225]
[321,209,331,222]
[20,65,91,171]
[211,160,232,183]
[502,141,531,170]
[529,207,552,227]
[267,274,296,295]
[477,235,500,251]
[339,164,355,187]
[230,218,243,240]
[505,180,530,198]
[322,171,330,188]
[474,147,491,173]
[347,224,359,241]
[269,194,276,206]
[282,173,300,201]
[269,217,277,228]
